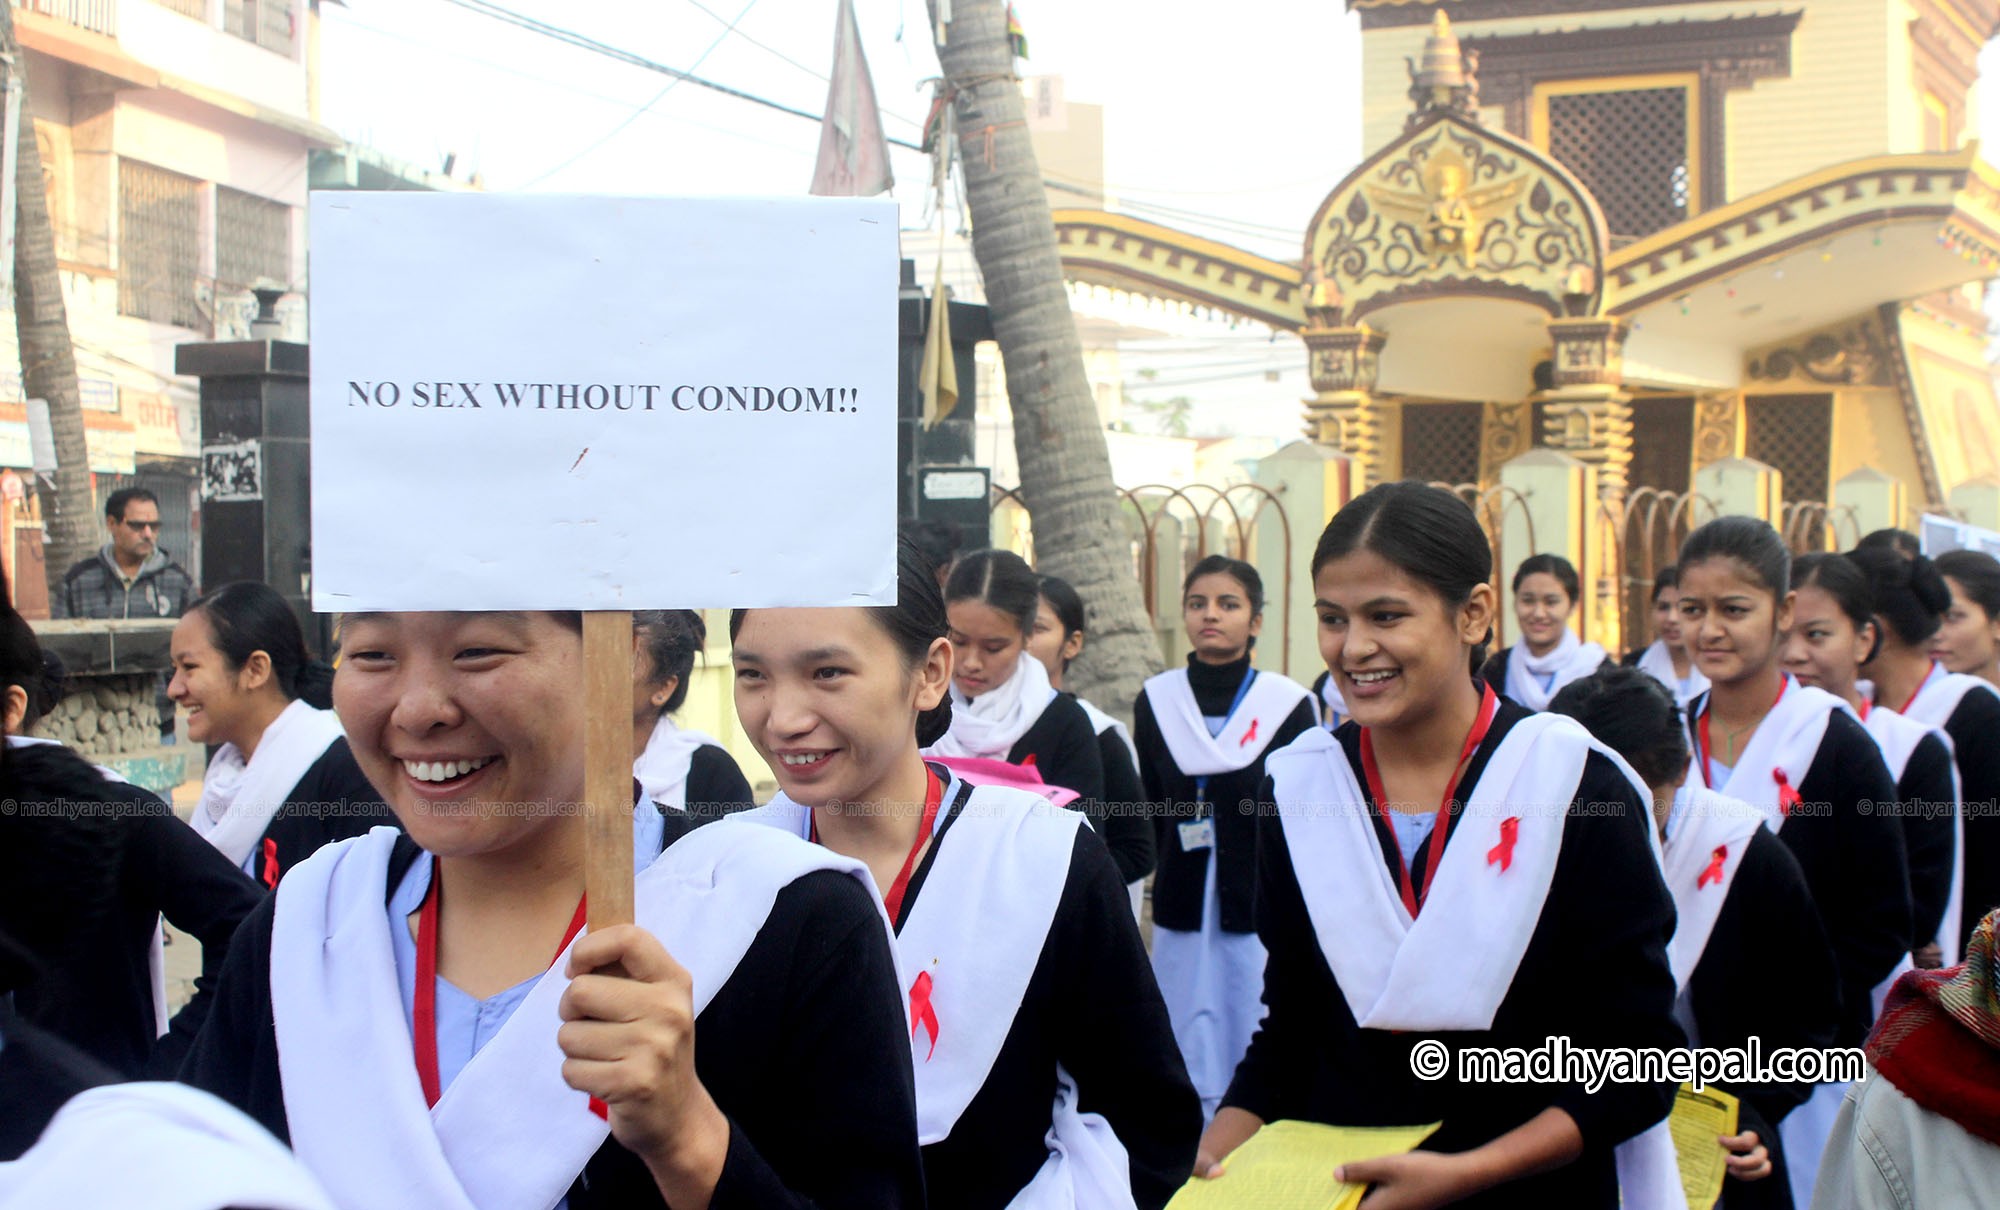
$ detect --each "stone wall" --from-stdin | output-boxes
[37,673,161,758]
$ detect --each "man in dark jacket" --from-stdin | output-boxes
[52,487,195,621]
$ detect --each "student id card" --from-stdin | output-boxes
[1178,817,1216,852]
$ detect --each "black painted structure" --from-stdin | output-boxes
[897,259,994,534]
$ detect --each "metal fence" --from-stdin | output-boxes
[10,0,116,36]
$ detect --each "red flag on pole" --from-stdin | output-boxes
[810,0,894,197]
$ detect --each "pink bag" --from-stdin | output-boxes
[927,755,1081,810]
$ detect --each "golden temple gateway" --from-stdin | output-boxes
[1052,0,2000,649]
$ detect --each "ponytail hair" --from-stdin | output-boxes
[634,610,706,716]
[1847,545,1952,647]
[185,582,330,707]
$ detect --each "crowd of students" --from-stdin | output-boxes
[3,484,1999,1208]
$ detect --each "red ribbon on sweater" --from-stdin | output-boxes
[1486,817,1520,873]
[1698,844,1728,889]
[910,970,940,1061]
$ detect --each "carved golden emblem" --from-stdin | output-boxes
[1362,149,1528,269]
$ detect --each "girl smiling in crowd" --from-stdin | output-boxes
[1479,554,1607,710]
[1625,566,1708,707]
[731,539,1199,1209]
[181,609,924,1208]
[1932,548,2000,688]
[1133,555,1315,1122]
[1201,483,1679,1208]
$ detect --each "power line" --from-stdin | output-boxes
[430,0,925,151]
[516,0,760,188]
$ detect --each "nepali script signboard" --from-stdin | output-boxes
[308,192,898,612]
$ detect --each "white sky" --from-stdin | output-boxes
[316,2,2000,441]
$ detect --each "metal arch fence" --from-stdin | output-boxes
[1430,481,1537,651]
[988,482,1297,676]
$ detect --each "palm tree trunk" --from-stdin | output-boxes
[927,0,1162,719]
[2,6,97,606]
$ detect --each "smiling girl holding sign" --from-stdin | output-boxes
[179,609,924,1209]
[729,539,1200,1210]
[1198,482,1680,1209]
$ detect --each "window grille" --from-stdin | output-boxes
[155,0,206,19]
[1400,402,1484,487]
[217,187,291,291]
[222,0,293,54]
[1745,394,1833,502]
[1629,397,1694,496]
[118,160,203,330]
[1545,86,1691,243]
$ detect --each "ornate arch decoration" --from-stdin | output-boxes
[1304,111,1610,326]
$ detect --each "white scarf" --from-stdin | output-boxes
[1686,680,1840,833]
[0,1082,336,1210]
[1141,666,1311,777]
[1073,697,1138,772]
[190,700,345,868]
[1636,640,1707,707]
[631,714,720,813]
[1264,713,1603,1031]
[738,783,1135,1209]
[268,823,870,1210]
[1658,786,1767,992]
[1859,699,1959,980]
[926,653,1055,761]
[1895,666,1993,967]
[1503,630,1606,712]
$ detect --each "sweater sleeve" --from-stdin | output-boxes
[175,892,289,1141]
[1221,779,1321,1125]
[704,872,925,1210]
[686,745,758,824]
[1095,726,1155,883]
[1055,826,1201,1209]
[1899,732,1958,951]
[1543,754,1682,1152]
[1033,698,1107,805]
[1817,715,1914,1043]
[133,796,264,1076]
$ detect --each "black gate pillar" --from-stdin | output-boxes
[172,336,327,656]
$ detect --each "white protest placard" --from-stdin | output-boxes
[308,193,898,610]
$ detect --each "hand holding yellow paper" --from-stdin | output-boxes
[1166,1120,1443,1210]
[1670,1084,1740,1210]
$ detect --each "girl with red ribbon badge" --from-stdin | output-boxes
[1551,664,1839,1210]
[179,610,925,1210]
[729,537,1200,1210]
[1675,519,1914,1208]
[1133,554,1317,1123]
[1787,553,1959,983]
[1198,482,1682,1209]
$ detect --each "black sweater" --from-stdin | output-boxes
[1885,728,1958,952]
[1135,654,1318,933]
[1685,828,1841,1210]
[900,808,1200,1209]
[177,834,926,1209]
[1088,706,1156,884]
[1006,693,1107,805]
[0,742,262,1078]
[1684,697,1911,1046]
[673,744,758,823]
[1935,686,2000,956]
[255,738,401,888]
[1225,702,1680,1209]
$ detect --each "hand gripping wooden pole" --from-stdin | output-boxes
[582,611,636,930]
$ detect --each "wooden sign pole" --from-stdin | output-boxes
[582,610,636,929]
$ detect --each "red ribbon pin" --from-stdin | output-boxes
[1239,718,1259,747]
[1698,844,1728,889]
[1773,770,1800,817]
[1486,817,1520,873]
[910,970,940,1062]
[260,838,280,890]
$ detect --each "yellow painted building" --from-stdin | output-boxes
[1050,0,2000,649]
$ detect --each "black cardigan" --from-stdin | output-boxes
[0,995,120,1161]
[1006,693,1107,805]
[256,738,401,888]
[1685,827,1841,1210]
[1224,702,1681,1209]
[1134,658,1318,934]
[1935,686,2000,955]
[1886,729,1958,952]
[1089,707,1156,884]
[899,808,1199,1210]
[0,742,262,1078]
[177,834,926,1209]
[1684,696,1910,1047]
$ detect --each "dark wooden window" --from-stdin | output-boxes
[1401,402,1485,487]
[1544,85,1691,243]
[1745,394,1834,502]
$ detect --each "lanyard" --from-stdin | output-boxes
[811,768,944,924]
[1899,663,1940,715]
[1194,666,1260,806]
[413,864,586,1109]
[1695,676,1788,790]
[1359,683,1499,918]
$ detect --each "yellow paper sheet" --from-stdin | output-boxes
[1670,1084,1740,1210]
[1165,1120,1442,1210]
